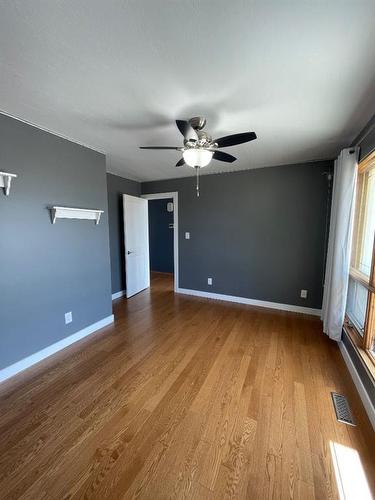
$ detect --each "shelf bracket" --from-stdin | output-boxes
[0,172,17,196]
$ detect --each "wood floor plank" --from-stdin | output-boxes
[0,274,374,499]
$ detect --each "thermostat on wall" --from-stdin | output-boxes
[167,202,174,212]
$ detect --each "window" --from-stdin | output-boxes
[346,278,367,335]
[345,150,375,365]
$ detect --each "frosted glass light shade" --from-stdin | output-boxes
[183,149,213,168]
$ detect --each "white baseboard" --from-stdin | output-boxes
[177,288,322,316]
[338,341,375,430]
[112,290,125,300]
[0,315,114,384]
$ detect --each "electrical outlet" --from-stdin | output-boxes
[207,277,213,286]
[185,232,190,240]
[65,311,73,324]
[300,290,308,299]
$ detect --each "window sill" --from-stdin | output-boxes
[343,320,375,381]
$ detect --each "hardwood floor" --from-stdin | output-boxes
[0,273,374,499]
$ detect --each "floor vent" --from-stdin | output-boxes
[331,392,356,426]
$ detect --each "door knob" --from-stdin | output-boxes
[127,250,133,255]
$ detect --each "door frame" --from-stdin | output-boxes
[141,192,179,292]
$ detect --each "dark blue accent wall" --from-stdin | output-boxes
[148,198,174,273]
[142,161,332,309]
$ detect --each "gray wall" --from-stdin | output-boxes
[359,124,375,161]
[353,114,375,161]
[0,114,112,370]
[142,161,332,309]
[107,173,140,294]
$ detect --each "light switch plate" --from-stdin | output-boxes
[185,232,190,239]
[208,278,213,285]
[300,290,308,299]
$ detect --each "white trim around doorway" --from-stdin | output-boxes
[141,192,179,292]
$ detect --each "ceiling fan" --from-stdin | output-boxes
[140,117,257,196]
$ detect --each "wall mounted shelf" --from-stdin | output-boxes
[0,172,17,196]
[50,206,104,225]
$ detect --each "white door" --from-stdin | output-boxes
[123,194,150,298]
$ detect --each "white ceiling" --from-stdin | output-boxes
[0,1,374,181]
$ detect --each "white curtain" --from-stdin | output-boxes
[322,148,358,340]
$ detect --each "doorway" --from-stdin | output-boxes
[148,198,174,274]
[142,192,179,292]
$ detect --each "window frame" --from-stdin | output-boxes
[344,150,375,372]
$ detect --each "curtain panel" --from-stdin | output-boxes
[322,148,358,340]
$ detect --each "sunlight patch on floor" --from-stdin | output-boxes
[330,441,372,499]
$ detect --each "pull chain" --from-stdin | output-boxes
[196,166,200,197]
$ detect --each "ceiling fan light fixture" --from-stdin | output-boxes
[182,149,213,168]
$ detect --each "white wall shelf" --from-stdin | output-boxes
[0,171,17,196]
[50,206,104,225]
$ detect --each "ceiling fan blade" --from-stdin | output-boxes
[175,158,185,167]
[176,120,199,142]
[215,132,257,148]
[139,146,182,150]
[212,151,237,163]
